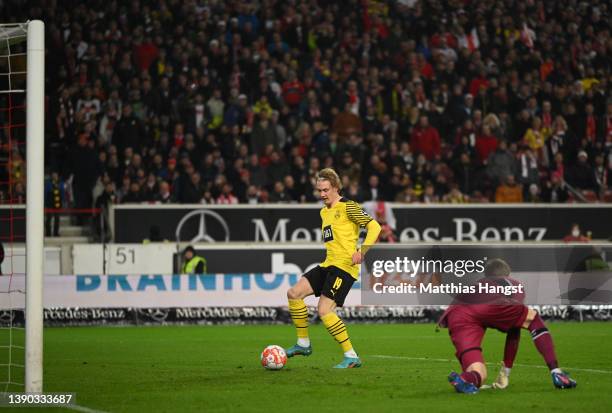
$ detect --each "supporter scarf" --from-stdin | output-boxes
[542,112,552,128]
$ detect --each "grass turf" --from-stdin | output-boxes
[4,322,612,412]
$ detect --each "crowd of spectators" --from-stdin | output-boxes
[1,0,611,210]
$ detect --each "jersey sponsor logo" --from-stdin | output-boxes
[323,225,333,242]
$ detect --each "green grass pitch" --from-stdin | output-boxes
[4,322,612,412]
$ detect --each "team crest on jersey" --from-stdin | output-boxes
[334,210,341,219]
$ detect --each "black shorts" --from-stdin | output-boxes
[303,265,355,307]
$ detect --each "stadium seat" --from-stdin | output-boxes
[581,190,599,203]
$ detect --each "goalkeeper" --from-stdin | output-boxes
[439,258,577,393]
[285,168,381,368]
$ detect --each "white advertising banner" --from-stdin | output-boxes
[72,244,176,275]
[0,246,61,275]
[0,274,361,309]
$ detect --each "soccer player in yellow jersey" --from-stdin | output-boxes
[286,168,381,368]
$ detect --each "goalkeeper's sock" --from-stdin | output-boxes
[321,312,355,355]
[504,367,511,377]
[460,371,482,388]
[288,298,309,346]
[528,314,558,370]
[503,328,520,369]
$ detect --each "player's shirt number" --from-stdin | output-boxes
[332,277,342,290]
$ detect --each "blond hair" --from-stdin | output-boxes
[317,168,342,190]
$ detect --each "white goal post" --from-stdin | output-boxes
[25,19,45,394]
[0,19,46,393]
[0,20,44,393]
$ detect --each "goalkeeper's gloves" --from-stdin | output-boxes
[492,362,510,389]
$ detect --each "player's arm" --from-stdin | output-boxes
[346,201,381,264]
[493,327,521,389]
[362,219,382,251]
[353,219,381,264]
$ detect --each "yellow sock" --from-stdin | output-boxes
[321,312,353,353]
[288,299,309,344]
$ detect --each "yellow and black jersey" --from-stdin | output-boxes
[320,198,373,279]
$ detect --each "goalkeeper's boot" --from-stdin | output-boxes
[448,372,479,394]
[552,370,577,389]
[333,356,361,369]
[286,344,312,358]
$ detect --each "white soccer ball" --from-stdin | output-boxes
[260,345,287,370]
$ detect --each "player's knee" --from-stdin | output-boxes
[287,287,300,300]
[317,302,334,317]
[317,306,329,318]
[522,308,538,329]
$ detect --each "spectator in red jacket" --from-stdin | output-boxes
[475,125,498,165]
[282,71,304,109]
[133,35,159,73]
[469,66,489,97]
[410,115,441,161]
[562,223,590,243]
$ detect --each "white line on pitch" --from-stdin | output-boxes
[66,404,110,413]
[371,355,612,374]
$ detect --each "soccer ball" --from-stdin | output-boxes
[260,345,287,370]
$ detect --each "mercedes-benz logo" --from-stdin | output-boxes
[175,209,230,243]
[138,308,171,322]
[0,310,15,324]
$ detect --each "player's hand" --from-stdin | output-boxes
[492,362,509,389]
[352,251,363,265]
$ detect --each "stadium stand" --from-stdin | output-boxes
[0,0,610,207]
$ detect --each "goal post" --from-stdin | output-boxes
[25,19,45,394]
[0,19,46,394]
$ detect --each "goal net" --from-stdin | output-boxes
[0,21,44,393]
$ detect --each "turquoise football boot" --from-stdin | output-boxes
[333,356,362,369]
[286,344,312,358]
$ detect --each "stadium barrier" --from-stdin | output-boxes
[72,243,325,275]
[111,204,612,243]
[73,243,176,274]
[1,306,610,327]
[0,205,102,241]
[0,274,610,326]
[0,245,61,275]
[72,242,612,276]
